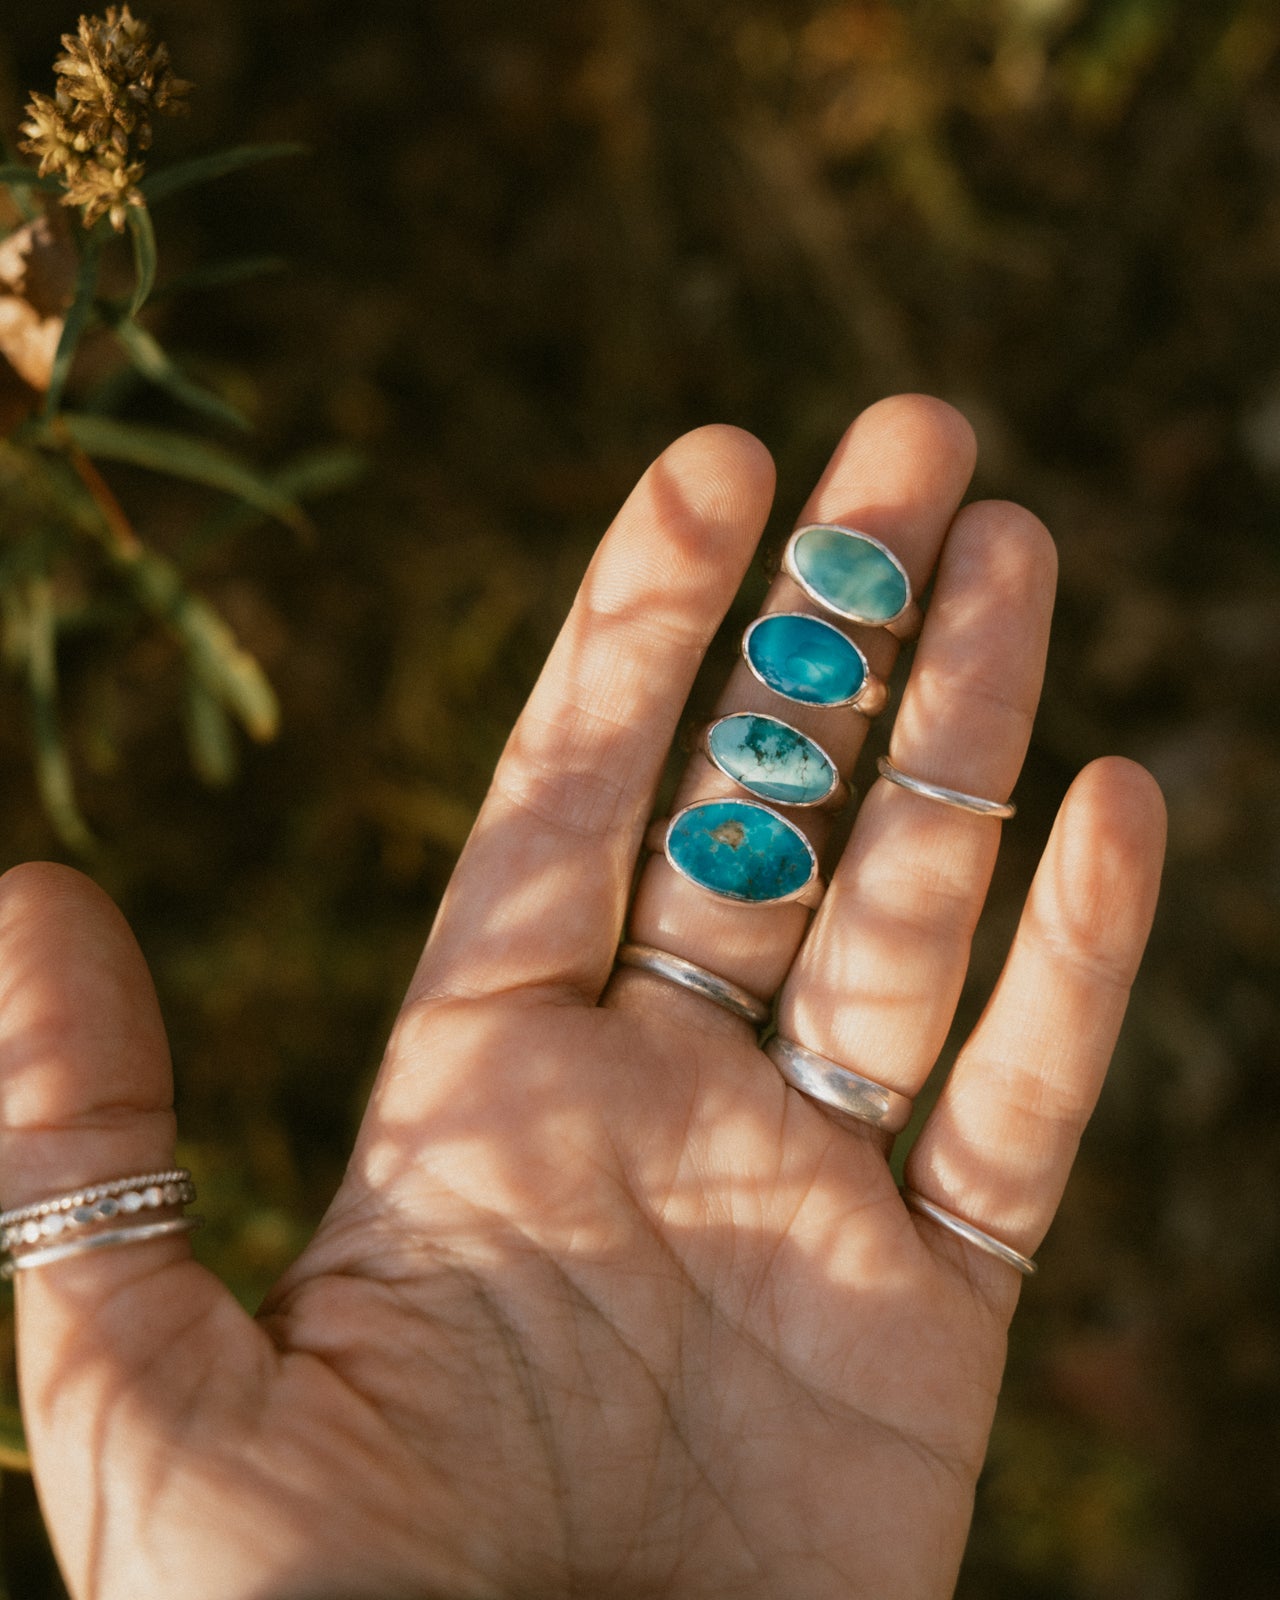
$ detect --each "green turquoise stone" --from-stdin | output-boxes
[666,799,816,904]
[743,613,866,706]
[788,525,909,624]
[707,714,836,806]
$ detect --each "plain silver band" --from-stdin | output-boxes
[901,1189,1037,1276]
[877,757,1016,819]
[765,1036,914,1134]
[615,944,770,1027]
[2,1216,201,1278]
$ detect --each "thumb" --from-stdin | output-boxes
[0,862,253,1589]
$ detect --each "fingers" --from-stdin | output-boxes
[408,423,776,1005]
[0,864,255,1587]
[776,499,1056,1088]
[612,395,978,1021]
[904,758,1166,1270]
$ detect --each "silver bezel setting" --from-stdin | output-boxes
[783,523,915,630]
[701,712,842,809]
[740,612,886,715]
[661,797,821,908]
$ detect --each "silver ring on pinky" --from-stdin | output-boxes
[901,1189,1037,1276]
[615,943,771,1027]
[2,1216,201,1278]
[876,757,1016,819]
[765,1036,914,1134]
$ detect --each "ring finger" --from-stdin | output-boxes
[610,394,977,1022]
[775,496,1057,1105]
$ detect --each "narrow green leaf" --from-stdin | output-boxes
[184,672,239,785]
[140,142,307,206]
[43,231,103,419]
[185,445,366,555]
[123,549,280,741]
[151,254,288,300]
[125,203,157,318]
[112,317,252,431]
[23,577,95,852]
[0,163,60,193]
[49,413,311,534]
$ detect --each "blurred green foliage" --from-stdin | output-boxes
[1,1,1278,1595]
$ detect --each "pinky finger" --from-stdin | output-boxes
[904,758,1166,1281]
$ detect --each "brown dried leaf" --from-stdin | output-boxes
[0,213,77,394]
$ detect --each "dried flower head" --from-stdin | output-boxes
[18,6,191,232]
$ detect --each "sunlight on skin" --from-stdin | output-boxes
[0,397,1165,1600]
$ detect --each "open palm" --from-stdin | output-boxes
[0,396,1164,1600]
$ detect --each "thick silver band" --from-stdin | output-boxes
[2,1216,201,1278]
[615,943,770,1027]
[877,757,1016,819]
[765,1036,914,1133]
[901,1189,1037,1276]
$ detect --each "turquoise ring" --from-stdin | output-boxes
[701,713,848,810]
[782,523,922,640]
[742,613,888,717]
[646,799,824,909]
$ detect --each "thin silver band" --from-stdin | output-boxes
[877,757,1016,819]
[901,1189,1037,1276]
[2,1216,201,1278]
[615,943,770,1027]
[765,1036,914,1133]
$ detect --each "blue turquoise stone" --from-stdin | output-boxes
[707,714,836,806]
[743,613,866,706]
[789,525,909,624]
[666,799,815,904]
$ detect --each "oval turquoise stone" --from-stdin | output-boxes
[707,713,836,806]
[789,525,909,624]
[666,799,816,904]
[743,613,866,706]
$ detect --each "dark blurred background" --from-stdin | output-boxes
[1,1,1278,1595]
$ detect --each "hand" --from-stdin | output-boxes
[0,395,1165,1600]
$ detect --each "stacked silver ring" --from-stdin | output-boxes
[0,1169,200,1278]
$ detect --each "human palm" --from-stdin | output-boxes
[0,396,1164,1600]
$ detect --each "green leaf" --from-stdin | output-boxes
[184,672,240,785]
[182,445,366,557]
[0,1402,30,1473]
[122,549,280,741]
[48,414,312,535]
[111,317,253,432]
[125,203,157,318]
[140,142,307,206]
[22,576,95,852]
[0,163,60,193]
[43,230,103,419]
[152,254,288,300]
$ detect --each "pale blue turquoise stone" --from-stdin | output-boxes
[707,714,836,806]
[744,613,866,705]
[666,799,815,904]
[790,525,908,623]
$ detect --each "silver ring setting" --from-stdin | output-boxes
[701,713,849,811]
[0,1168,200,1278]
[742,613,889,718]
[765,1036,914,1133]
[615,943,771,1027]
[782,523,922,641]
[901,1188,1037,1276]
[646,803,825,909]
[877,757,1016,819]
